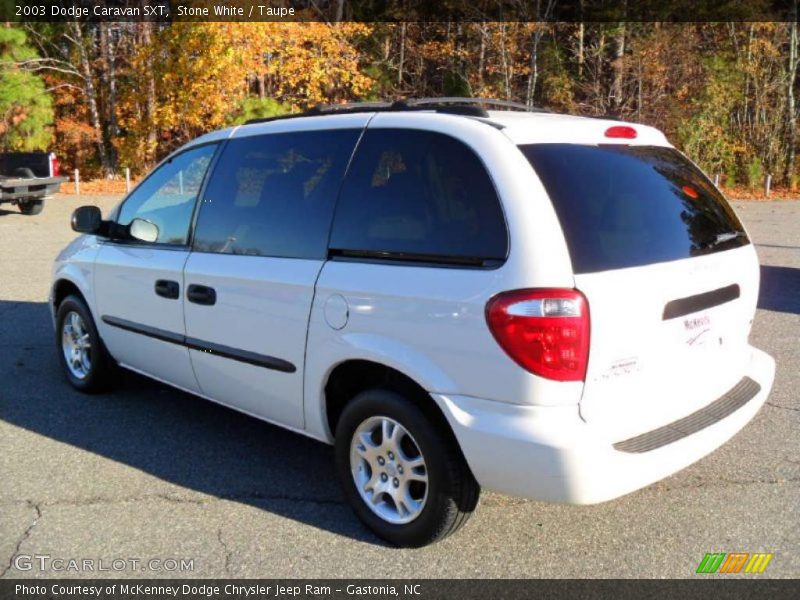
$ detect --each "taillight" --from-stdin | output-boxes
[486,289,590,382]
[49,153,60,177]
[604,125,637,139]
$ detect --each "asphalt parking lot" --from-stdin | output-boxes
[1,194,798,579]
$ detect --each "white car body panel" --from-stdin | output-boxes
[183,253,321,429]
[576,244,759,440]
[51,235,102,322]
[93,243,199,393]
[305,260,585,442]
[487,111,671,147]
[432,347,774,504]
[231,112,373,139]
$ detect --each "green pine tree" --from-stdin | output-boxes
[0,26,54,151]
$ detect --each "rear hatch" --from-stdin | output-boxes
[520,143,758,439]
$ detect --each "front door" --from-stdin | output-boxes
[94,143,218,391]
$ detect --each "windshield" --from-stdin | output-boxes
[520,144,749,274]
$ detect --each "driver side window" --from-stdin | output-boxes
[117,143,218,245]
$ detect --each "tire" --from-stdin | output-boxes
[55,294,117,393]
[13,167,35,178]
[18,199,44,215]
[335,388,479,547]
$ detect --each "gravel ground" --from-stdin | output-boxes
[0,195,798,578]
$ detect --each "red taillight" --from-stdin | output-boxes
[604,125,637,139]
[49,154,60,177]
[486,289,590,382]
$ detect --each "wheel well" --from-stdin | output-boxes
[53,279,84,310]
[325,360,456,443]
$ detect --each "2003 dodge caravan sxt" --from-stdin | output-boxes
[52,98,775,547]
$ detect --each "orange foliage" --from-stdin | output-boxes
[228,22,375,108]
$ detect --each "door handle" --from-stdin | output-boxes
[154,279,180,300]
[187,284,216,306]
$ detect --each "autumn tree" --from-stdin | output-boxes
[116,22,249,170]
[8,20,797,189]
[230,22,375,109]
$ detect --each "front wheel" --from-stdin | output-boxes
[334,388,479,547]
[56,295,116,392]
[18,199,44,215]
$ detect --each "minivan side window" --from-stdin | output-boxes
[328,129,508,266]
[192,129,361,260]
[116,143,217,245]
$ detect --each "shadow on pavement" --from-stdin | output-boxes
[0,299,380,546]
[756,243,800,251]
[758,265,800,315]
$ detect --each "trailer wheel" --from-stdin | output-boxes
[18,199,44,215]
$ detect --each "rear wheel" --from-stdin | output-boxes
[18,199,44,215]
[334,388,479,547]
[56,295,116,392]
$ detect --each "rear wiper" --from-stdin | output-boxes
[712,231,747,246]
[692,231,748,255]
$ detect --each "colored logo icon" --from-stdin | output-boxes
[696,552,773,574]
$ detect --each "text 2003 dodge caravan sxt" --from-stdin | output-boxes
[52,99,775,546]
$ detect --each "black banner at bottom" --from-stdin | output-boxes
[2,580,799,600]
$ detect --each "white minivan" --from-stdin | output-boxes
[52,99,775,546]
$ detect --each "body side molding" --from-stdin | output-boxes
[101,315,296,373]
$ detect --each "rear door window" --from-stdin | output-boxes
[193,129,360,259]
[520,144,749,274]
[329,129,508,266]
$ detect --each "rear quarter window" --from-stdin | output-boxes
[329,129,508,267]
[520,144,749,274]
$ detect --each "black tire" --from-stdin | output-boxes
[13,167,35,178]
[18,199,44,215]
[55,294,117,393]
[335,388,479,547]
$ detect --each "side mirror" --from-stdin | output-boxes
[71,206,102,234]
[129,218,159,243]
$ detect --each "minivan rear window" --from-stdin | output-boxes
[520,144,749,274]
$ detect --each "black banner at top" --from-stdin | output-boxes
[2,0,799,23]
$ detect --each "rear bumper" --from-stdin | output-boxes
[432,346,775,504]
[0,176,66,202]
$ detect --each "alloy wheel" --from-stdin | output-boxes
[350,415,429,524]
[61,311,92,380]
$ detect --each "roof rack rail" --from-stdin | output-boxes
[581,113,622,122]
[304,100,394,114]
[401,97,544,112]
[243,97,547,125]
